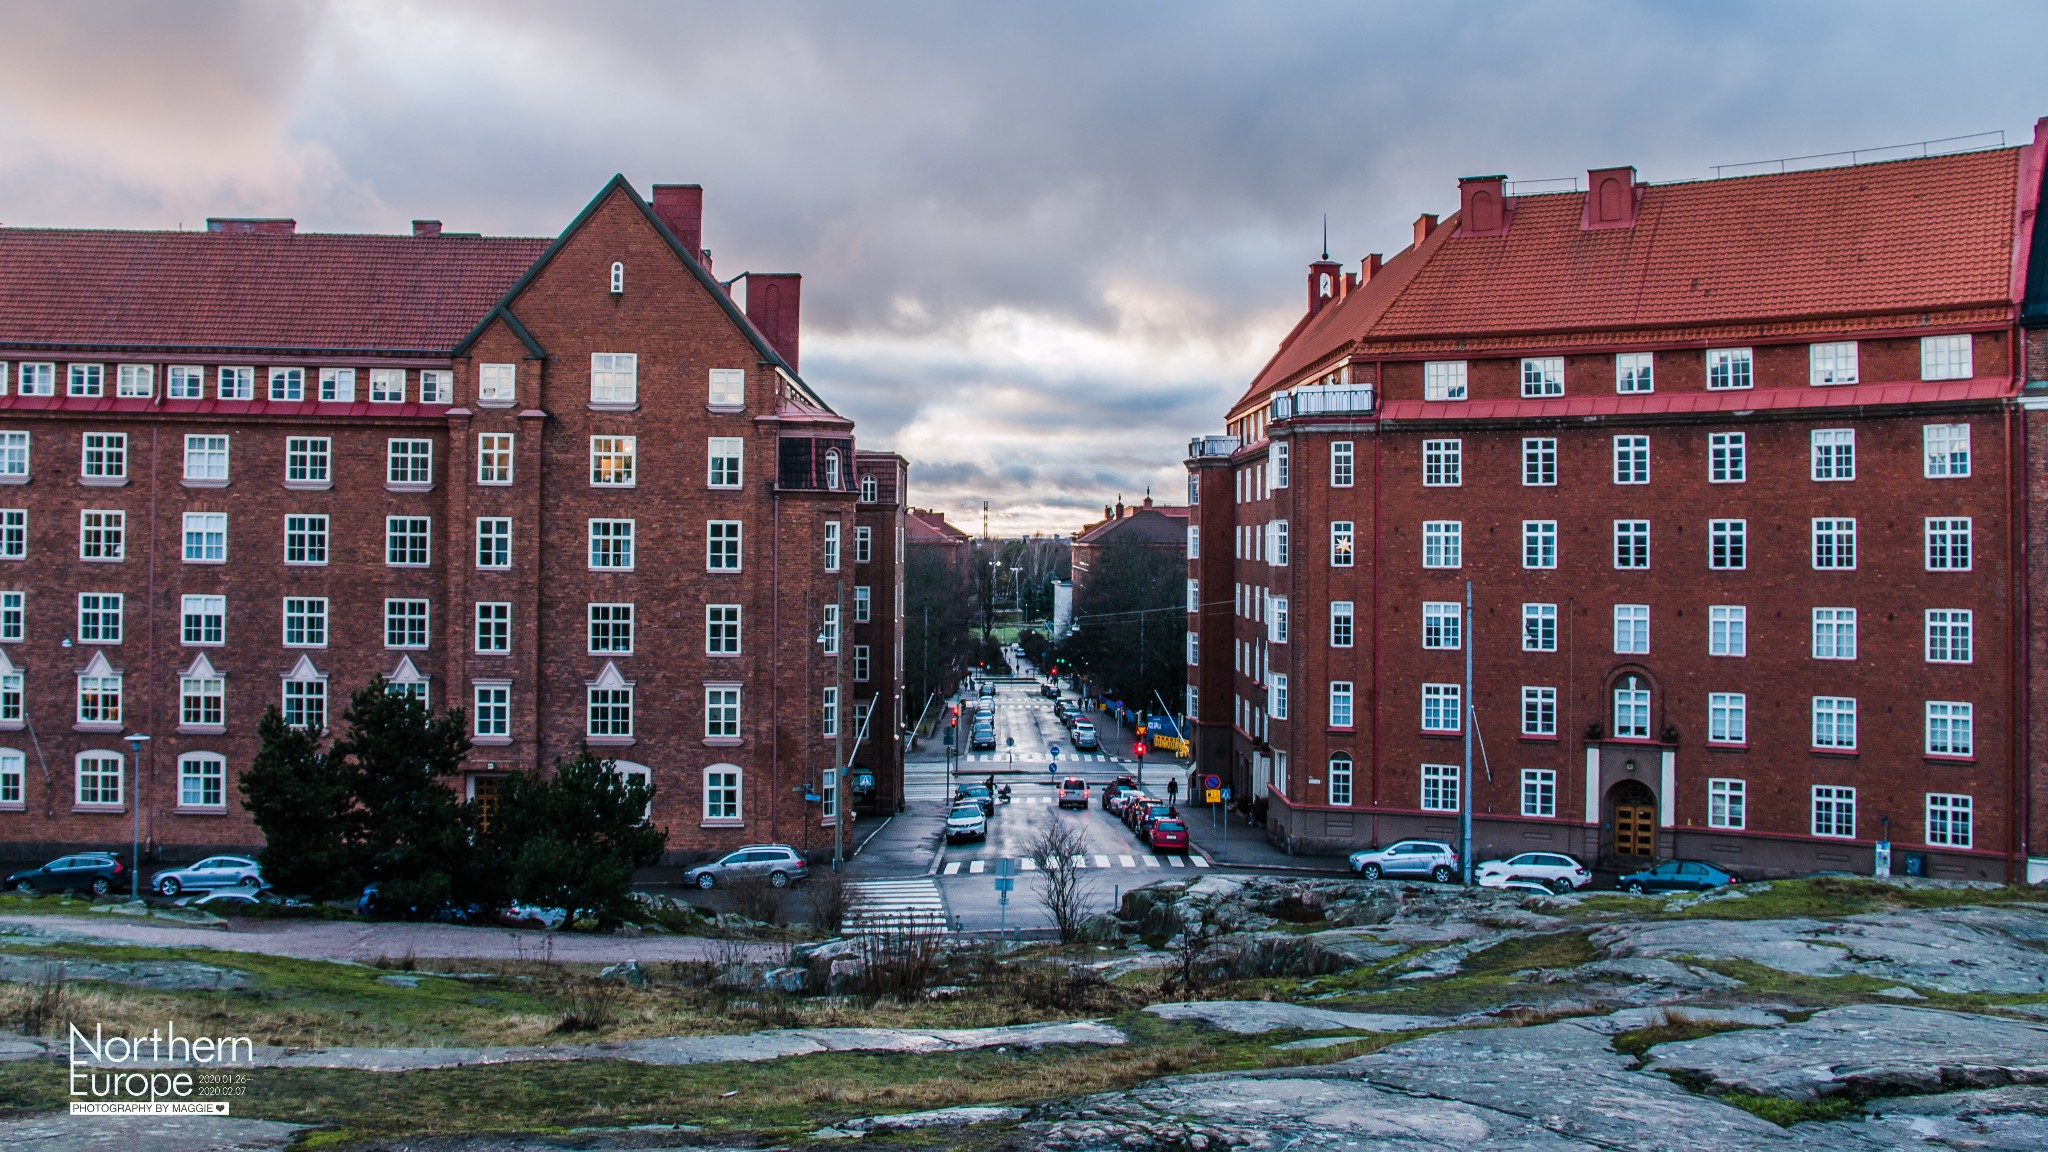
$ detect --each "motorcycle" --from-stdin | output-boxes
[997,785,1013,804]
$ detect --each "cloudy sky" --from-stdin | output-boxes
[3,2,2045,533]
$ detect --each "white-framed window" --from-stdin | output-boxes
[369,368,406,403]
[708,368,746,408]
[1520,356,1564,398]
[1616,351,1654,394]
[419,369,452,404]
[1708,605,1746,656]
[76,668,123,726]
[1706,347,1753,390]
[855,525,873,564]
[853,644,871,682]
[318,367,356,402]
[1270,595,1289,643]
[80,509,125,561]
[0,510,26,559]
[1812,518,1857,570]
[1920,334,1972,381]
[1925,517,1971,571]
[1813,607,1857,660]
[1926,609,1973,663]
[1186,632,1199,665]
[1421,763,1459,811]
[285,437,330,485]
[1708,519,1745,570]
[0,749,21,805]
[474,602,511,653]
[81,432,126,480]
[181,595,224,646]
[1331,440,1355,487]
[183,434,229,482]
[16,362,54,396]
[1614,520,1649,569]
[473,684,510,738]
[1271,441,1290,488]
[708,437,743,488]
[267,367,304,402]
[381,599,428,649]
[1186,578,1200,613]
[216,366,253,401]
[860,473,878,502]
[1330,520,1355,567]
[167,365,205,400]
[1329,681,1354,728]
[1613,434,1649,484]
[385,516,430,567]
[177,754,226,809]
[1809,341,1858,385]
[1522,520,1557,569]
[1612,604,1649,654]
[822,685,840,737]
[590,436,636,487]
[474,517,510,569]
[180,674,224,730]
[0,590,19,642]
[1709,779,1746,829]
[1422,601,1461,650]
[1522,437,1557,485]
[77,593,122,643]
[281,513,326,565]
[1270,520,1290,565]
[1186,525,1199,559]
[587,681,634,739]
[820,603,840,655]
[588,602,634,653]
[1926,793,1972,848]
[1612,677,1650,739]
[1422,520,1462,568]
[1522,602,1558,652]
[75,752,123,807]
[1521,686,1557,737]
[1521,769,1556,818]
[1708,692,1746,744]
[1813,785,1856,838]
[588,519,635,570]
[590,352,638,405]
[1327,753,1353,806]
[0,431,26,479]
[1329,601,1354,648]
[1420,682,1460,732]
[282,597,328,648]
[1812,696,1857,750]
[1924,424,1970,478]
[697,603,740,656]
[707,520,742,570]
[1269,673,1289,720]
[854,584,871,623]
[1811,428,1855,481]
[125,364,161,398]
[824,520,842,571]
[1926,701,1973,758]
[702,764,742,823]
[1708,432,1745,482]
[478,363,517,404]
[609,261,625,294]
[1423,360,1467,401]
[181,512,224,563]
[477,433,514,484]
[68,363,104,397]
[1421,438,1460,487]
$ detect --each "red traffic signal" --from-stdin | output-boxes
[1134,741,1147,759]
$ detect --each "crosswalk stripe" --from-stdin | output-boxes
[1093,854,1111,869]
[943,862,961,876]
[968,859,985,875]
[844,878,948,935]
[1141,855,1160,868]
[1018,857,1037,870]
[1168,856,1186,868]
[1190,856,1211,868]
[1117,855,1135,868]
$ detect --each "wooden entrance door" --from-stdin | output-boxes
[1609,780,1656,859]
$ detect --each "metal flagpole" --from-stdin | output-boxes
[1462,580,1473,886]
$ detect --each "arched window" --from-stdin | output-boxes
[823,450,841,489]
[613,759,653,820]
[0,748,24,808]
[860,474,878,503]
[1613,674,1650,739]
[703,762,742,825]
[609,261,625,294]
[1318,272,1333,298]
[1327,752,1353,806]
[177,752,227,811]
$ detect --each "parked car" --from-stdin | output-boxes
[1495,879,1558,897]
[970,723,998,750]
[1040,682,1059,699]
[1131,802,1176,835]
[955,783,995,815]
[1616,859,1742,894]
[1348,840,1461,883]
[946,803,989,842]
[1102,776,1139,809]
[1112,791,1152,819]
[7,853,123,896]
[1057,777,1090,809]
[683,844,810,890]
[150,855,265,898]
[355,884,487,922]
[1147,818,1191,853]
[1071,721,1099,750]
[1475,852,1592,893]
[498,903,570,930]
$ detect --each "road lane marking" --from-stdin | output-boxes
[1141,855,1160,868]
[1190,856,1211,868]
[1093,854,1112,869]
[968,860,985,874]
[1117,855,1135,868]
[1069,854,1088,868]
[844,879,948,934]
[1167,856,1186,867]
[1018,857,1037,870]
[943,861,961,875]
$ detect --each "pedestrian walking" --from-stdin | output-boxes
[1165,776,1179,804]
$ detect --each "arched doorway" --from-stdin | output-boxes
[1607,780,1657,861]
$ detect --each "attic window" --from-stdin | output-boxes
[824,450,842,490]
[610,262,625,295]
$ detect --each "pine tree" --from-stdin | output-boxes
[483,747,667,927]
[333,680,477,918]
[238,707,361,900]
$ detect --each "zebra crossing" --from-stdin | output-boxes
[942,853,1207,876]
[958,753,1128,763]
[842,878,950,934]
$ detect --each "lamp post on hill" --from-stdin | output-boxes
[124,732,150,902]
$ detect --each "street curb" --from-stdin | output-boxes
[849,814,892,860]
[1202,861,1356,877]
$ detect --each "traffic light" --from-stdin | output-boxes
[1134,741,1147,760]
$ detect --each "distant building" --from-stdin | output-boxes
[1070,495,1188,605]
[1052,580,1074,637]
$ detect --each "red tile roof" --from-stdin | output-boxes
[1074,505,1189,547]
[1238,148,2028,416]
[907,509,971,544]
[0,228,552,355]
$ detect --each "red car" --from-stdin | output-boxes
[1147,819,1190,853]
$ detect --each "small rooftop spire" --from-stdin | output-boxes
[1321,214,1329,261]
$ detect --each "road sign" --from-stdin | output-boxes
[1005,736,1015,747]
[994,876,1015,892]
[1205,788,1221,804]
[1204,774,1221,789]
[1221,786,1233,803]
[1049,745,1061,757]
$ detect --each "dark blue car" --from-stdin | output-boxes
[1616,859,1742,894]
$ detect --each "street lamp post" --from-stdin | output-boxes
[123,733,150,902]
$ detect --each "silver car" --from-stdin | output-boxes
[1347,839,1460,883]
[683,844,809,889]
[150,855,264,898]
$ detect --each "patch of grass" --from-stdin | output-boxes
[1569,878,2034,923]
[1610,1008,1758,1066]
[1718,1091,1863,1127]
[1459,932,1596,976]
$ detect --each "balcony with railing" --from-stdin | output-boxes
[1269,384,1376,421]
[1187,435,1242,458]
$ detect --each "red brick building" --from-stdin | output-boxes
[1190,129,2048,882]
[0,176,904,866]
[1070,495,1189,605]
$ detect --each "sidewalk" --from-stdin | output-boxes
[845,801,946,878]
[1181,801,1351,875]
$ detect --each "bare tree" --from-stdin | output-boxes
[1027,821,1097,944]
[1169,900,1218,1002]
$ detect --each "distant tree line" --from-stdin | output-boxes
[1057,537,1184,713]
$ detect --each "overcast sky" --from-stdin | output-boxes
[3,2,2045,533]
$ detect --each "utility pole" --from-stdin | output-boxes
[1461,580,1473,886]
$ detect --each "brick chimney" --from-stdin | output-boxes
[1359,252,1383,284]
[411,220,442,237]
[206,218,295,235]
[650,184,704,260]
[1457,175,1510,236]
[1581,166,1641,230]
[745,272,802,373]
[1413,214,1439,246]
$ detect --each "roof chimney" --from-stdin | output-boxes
[1116,498,1125,519]
[650,184,704,261]
[206,218,296,235]
[1457,175,1510,236]
[1359,252,1383,284]
[411,219,442,238]
[1581,166,1641,230]
[1104,505,1112,519]
[1413,213,1439,246]
[743,272,802,373]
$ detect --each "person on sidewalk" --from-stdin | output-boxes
[1165,776,1179,804]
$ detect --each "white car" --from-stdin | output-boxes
[150,855,265,898]
[946,804,988,842]
[1476,852,1591,893]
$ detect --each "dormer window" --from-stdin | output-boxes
[610,262,625,295]
[860,475,878,503]
[824,450,841,490]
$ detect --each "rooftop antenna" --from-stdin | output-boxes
[1321,214,1330,260]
